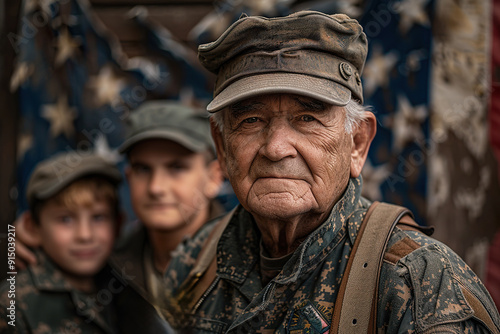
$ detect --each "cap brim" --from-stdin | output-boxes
[35,167,122,201]
[118,129,207,154]
[206,73,351,112]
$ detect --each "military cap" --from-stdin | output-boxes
[27,151,121,206]
[198,10,368,112]
[118,100,214,154]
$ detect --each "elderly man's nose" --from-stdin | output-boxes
[259,123,297,161]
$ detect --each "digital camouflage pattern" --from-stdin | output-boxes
[110,226,162,304]
[110,199,226,308]
[164,177,500,333]
[0,250,117,334]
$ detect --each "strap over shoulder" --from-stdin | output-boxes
[330,201,411,334]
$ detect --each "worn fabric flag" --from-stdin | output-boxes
[10,0,214,223]
[12,0,127,213]
[428,0,500,272]
[357,0,433,226]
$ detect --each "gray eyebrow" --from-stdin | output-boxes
[229,101,266,118]
[292,97,327,111]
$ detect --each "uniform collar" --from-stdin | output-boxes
[29,250,116,333]
[29,250,74,292]
[111,198,225,293]
[216,177,365,285]
[110,225,148,292]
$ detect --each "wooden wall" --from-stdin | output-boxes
[90,0,214,57]
[0,0,22,282]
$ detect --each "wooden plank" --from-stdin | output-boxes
[91,0,214,5]
[0,0,21,282]
[92,5,213,57]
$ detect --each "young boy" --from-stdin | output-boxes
[0,152,122,333]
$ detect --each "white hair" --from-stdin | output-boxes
[211,99,371,134]
[211,109,224,132]
[344,99,371,133]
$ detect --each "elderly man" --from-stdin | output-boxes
[164,11,500,333]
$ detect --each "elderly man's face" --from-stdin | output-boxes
[212,94,355,220]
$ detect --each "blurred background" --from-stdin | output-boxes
[1,0,499,308]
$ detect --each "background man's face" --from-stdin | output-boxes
[126,139,215,231]
[213,93,353,221]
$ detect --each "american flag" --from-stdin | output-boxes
[11,0,500,307]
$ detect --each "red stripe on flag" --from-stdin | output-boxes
[486,0,500,311]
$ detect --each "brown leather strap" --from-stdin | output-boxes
[398,215,434,236]
[188,253,219,313]
[330,202,411,334]
[330,202,379,333]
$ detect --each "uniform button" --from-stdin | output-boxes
[340,62,353,80]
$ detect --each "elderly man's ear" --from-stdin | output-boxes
[210,120,229,179]
[350,112,377,178]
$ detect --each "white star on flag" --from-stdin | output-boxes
[55,28,81,66]
[10,62,34,92]
[17,133,34,162]
[42,95,78,139]
[394,0,430,34]
[87,66,126,107]
[362,45,399,98]
[361,159,391,201]
[94,134,122,164]
[391,94,427,153]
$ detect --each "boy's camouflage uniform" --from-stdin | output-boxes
[0,250,117,334]
[164,177,500,333]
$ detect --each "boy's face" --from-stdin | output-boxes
[36,199,116,277]
[126,139,220,231]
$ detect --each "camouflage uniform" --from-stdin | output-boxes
[164,177,500,333]
[105,201,225,334]
[0,250,117,334]
[111,200,226,308]
[110,226,165,305]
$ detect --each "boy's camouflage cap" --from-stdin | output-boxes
[119,100,214,154]
[198,11,368,112]
[26,152,122,206]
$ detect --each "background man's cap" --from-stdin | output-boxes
[118,100,214,154]
[198,11,368,112]
[27,151,122,206]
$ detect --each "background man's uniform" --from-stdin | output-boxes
[111,199,224,307]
